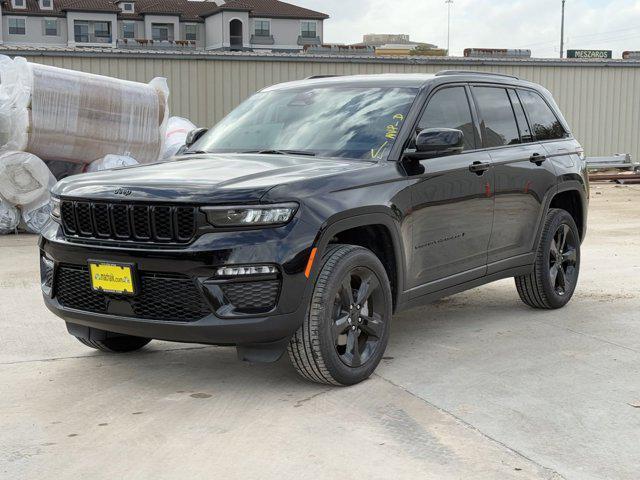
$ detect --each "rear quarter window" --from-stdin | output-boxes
[518,90,566,141]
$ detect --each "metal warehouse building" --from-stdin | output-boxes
[2,45,639,161]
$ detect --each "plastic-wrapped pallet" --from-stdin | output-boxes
[0,199,19,234]
[0,55,169,164]
[0,151,55,206]
[161,116,197,160]
[86,154,138,173]
[21,199,51,234]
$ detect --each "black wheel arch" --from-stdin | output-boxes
[309,207,406,313]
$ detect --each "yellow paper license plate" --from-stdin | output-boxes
[89,262,135,295]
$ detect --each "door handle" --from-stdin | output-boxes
[469,161,491,175]
[530,153,547,165]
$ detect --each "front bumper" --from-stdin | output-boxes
[39,215,318,350]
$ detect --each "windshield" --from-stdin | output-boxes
[192,86,418,160]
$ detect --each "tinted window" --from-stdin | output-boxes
[518,90,565,140]
[418,87,476,151]
[508,89,533,142]
[473,87,520,147]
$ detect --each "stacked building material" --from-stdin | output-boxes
[0,55,185,234]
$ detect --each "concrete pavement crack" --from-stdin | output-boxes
[0,345,213,366]
[374,373,568,480]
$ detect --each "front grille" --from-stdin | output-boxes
[55,265,211,322]
[60,200,197,244]
[220,280,280,312]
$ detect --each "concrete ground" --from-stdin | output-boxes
[1,183,639,480]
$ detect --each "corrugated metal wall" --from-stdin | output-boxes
[22,53,640,160]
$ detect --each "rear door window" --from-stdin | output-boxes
[417,86,477,151]
[472,86,521,148]
[517,89,566,141]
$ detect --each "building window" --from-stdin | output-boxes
[40,0,52,9]
[74,20,111,43]
[8,18,26,35]
[94,22,111,39]
[254,20,270,37]
[122,2,134,12]
[12,0,25,9]
[185,24,197,41]
[122,22,135,39]
[74,21,89,42]
[152,24,170,41]
[44,19,58,36]
[301,21,316,38]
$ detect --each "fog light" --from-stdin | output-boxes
[216,265,277,277]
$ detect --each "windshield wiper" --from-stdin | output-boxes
[241,149,316,157]
[182,150,208,155]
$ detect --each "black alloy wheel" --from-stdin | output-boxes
[288,244,392,385]
[549,223,578,296]
[515,208,581,309]
[331,267,385,368]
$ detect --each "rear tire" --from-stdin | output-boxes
[515,208,580,309]
[288,244,392,386]
[76,334,151,353]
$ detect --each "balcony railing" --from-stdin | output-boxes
[116,39,198,49]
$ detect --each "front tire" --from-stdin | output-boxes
[288,245,392,386]
[515,208,581,309]
[76,334,151,353]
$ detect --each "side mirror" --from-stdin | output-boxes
[184,128,208,149]
[407,128,464,159]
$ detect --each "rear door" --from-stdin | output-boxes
[471,85,558,271]
[407,85,494,291]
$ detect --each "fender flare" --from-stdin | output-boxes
[306,207,407,311]
[533,181,588,251]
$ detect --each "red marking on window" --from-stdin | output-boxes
[524,180,532,194]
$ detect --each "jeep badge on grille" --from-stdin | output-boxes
[114,188,132,196]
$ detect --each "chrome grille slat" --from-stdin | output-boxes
[60,200,196,244]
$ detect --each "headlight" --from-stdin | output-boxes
[203,203,298,227]
[50,196,61,221]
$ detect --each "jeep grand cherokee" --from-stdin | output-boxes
[40,72,588,385]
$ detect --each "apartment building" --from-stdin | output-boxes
[0,0,328,51]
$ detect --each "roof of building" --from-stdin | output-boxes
[214,0,329,20]
[2,44,640,68]
[0,0,328,21]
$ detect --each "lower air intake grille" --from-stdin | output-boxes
[220,280,280,312]
[55,265,211,323]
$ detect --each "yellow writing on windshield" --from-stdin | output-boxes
[371,113,406,159]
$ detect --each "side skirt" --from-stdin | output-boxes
[399,264,533,312]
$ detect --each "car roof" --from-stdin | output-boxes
[262,71,540,91]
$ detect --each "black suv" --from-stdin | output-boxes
[40,72,588,386]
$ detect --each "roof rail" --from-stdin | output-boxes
[305,75,341,80]
[435,70,519,80]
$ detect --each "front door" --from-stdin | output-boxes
[407,85,494,292]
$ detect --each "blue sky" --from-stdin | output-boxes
[295,0,640,58]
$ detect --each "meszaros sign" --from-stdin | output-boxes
[567,49,613,59]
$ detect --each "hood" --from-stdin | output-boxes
[53,153,375,204]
